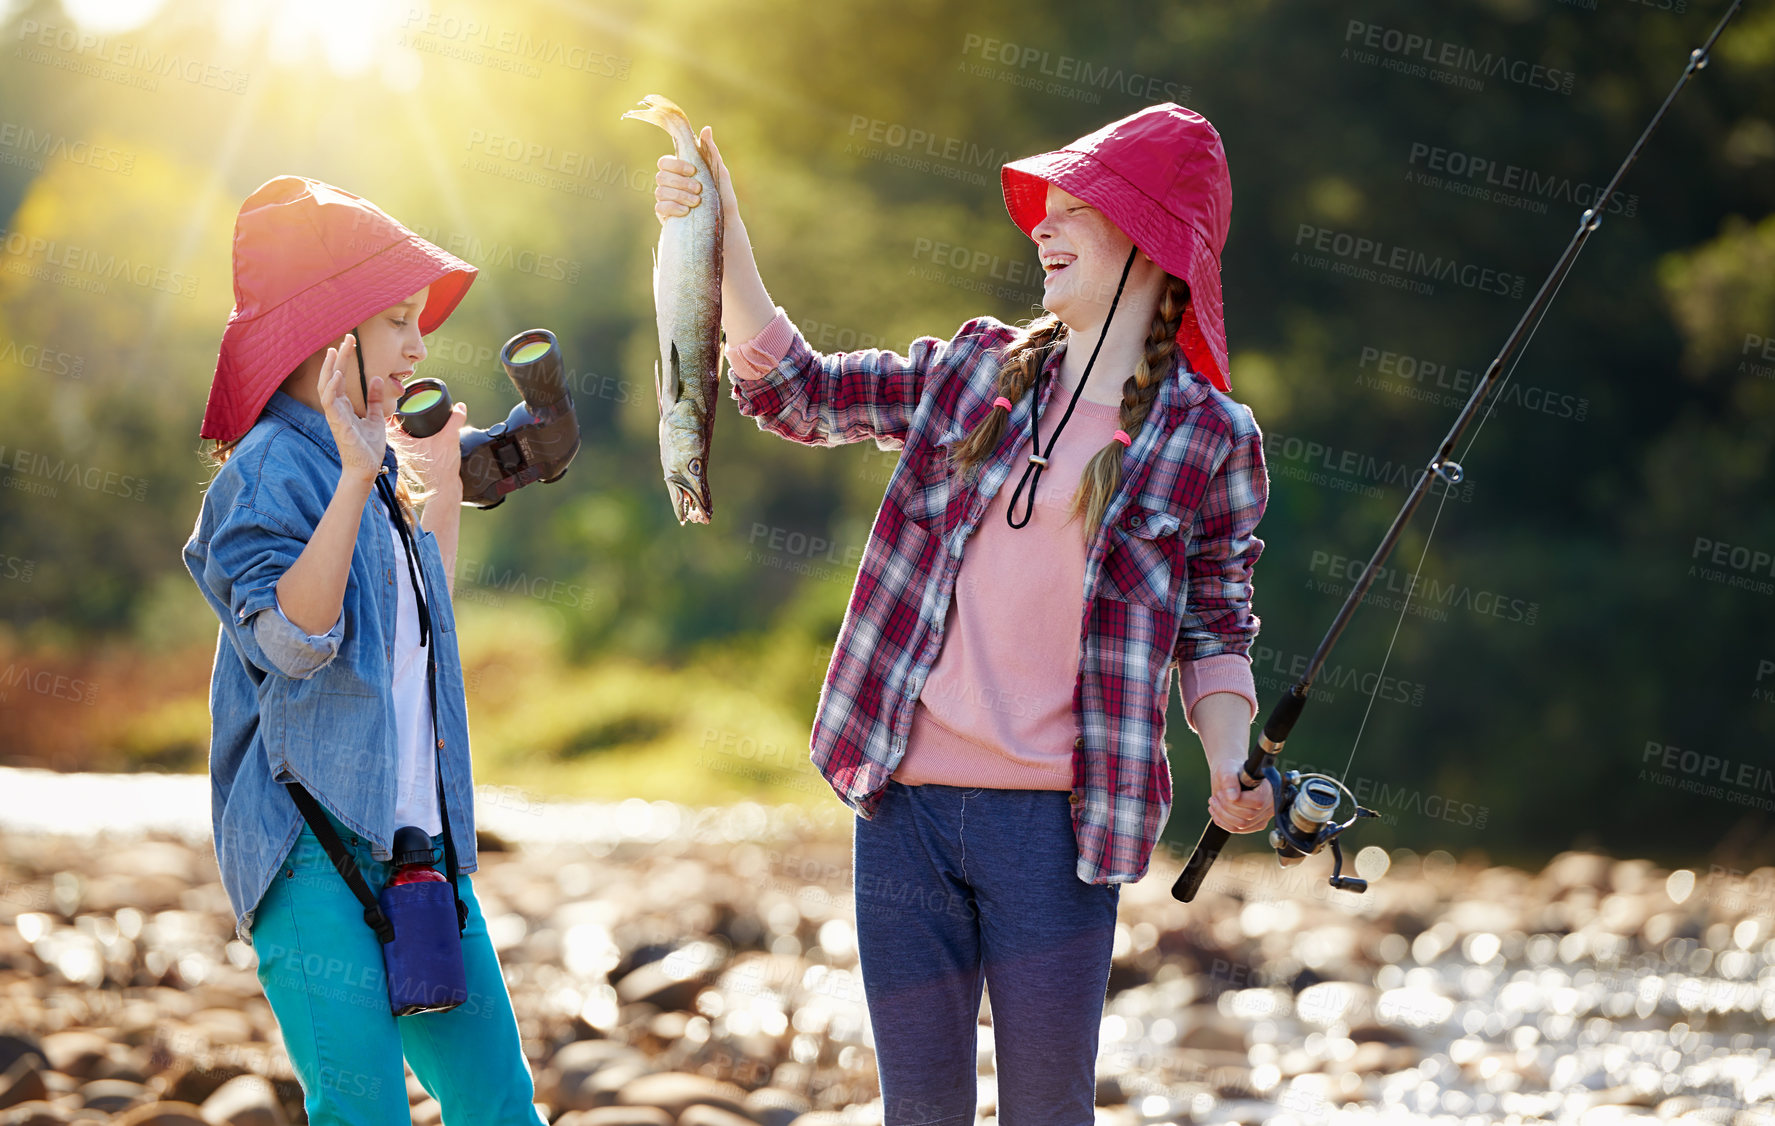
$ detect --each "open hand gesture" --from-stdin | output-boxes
[316,335,396,482]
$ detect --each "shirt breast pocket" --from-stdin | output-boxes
[898,426,961,532]
[1098,506,1190,610]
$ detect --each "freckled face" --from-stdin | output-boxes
[1029,184,1140,322]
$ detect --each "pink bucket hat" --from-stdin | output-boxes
[1001,103,1233,393]
[201,176,478,441]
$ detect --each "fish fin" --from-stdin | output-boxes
[655,344,679,415]
[668,342,682,404]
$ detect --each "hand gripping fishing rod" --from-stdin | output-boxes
[1172,0,1746,903]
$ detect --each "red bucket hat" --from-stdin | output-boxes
[200,176,478,441]
[1001,103,1233,393]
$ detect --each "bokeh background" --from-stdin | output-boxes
[2,1,1775,874]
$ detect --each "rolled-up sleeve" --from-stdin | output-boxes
[1174,419,1268,665]
[1178,653,1259,731]
[251,593,343,679]
[201,499,341,681]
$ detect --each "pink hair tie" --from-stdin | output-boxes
[993,396,1014,412]
[1112,429,1132,447]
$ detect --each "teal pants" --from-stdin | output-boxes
[251,819,544,1126]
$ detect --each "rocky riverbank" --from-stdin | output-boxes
[1,808,1771,1125]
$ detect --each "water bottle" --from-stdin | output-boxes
[377,826,467,1016]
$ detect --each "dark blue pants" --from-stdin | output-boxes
[853,781,1120,1126]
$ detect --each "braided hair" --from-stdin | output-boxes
[1071,272,1189,531]
[948,272,1191,537]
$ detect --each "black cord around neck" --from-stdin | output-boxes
[1004,245,1139,529]
[356,331,430,648]
[375,473,431,650]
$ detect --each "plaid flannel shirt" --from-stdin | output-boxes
[729,314,1268,884]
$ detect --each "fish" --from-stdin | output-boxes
[623,94,723,526]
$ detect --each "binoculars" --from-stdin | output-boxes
[394,328,580,509]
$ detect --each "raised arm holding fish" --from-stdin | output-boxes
[653,105,1271,1124]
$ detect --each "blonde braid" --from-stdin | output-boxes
[1070,274,1190,531]
[948,314,1065,477]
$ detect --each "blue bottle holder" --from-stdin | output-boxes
[378,879,467,1016]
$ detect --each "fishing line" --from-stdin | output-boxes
[1338,235,1593,782]
[1171,0,1746,902]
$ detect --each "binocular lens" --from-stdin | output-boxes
[508,339,551,364]
[403,387,445,413]
[396,378,454,439]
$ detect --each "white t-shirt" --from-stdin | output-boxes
[384,498,442,836]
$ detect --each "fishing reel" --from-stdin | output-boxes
[1263,766,1378,892]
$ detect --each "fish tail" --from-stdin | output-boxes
[621,94,694,147]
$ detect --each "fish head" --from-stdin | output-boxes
[660,415,712,524]
[666,463,711,525]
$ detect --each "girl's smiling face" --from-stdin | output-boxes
[1029,184,1160,328]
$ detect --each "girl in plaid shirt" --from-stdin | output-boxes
[655,105,1274,1125]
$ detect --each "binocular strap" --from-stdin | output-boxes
[283,473,468,945]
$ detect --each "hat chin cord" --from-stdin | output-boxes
[354,331,369,411]
[1004,244,1138,529]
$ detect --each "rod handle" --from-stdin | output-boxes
[1171,756,1266,903]
[1171,821,1231,903]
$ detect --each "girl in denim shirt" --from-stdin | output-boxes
[183,176,542,1126]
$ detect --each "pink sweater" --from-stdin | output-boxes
[728,310,1259,789]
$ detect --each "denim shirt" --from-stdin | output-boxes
[182,391,478,942]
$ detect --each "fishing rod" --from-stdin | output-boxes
[1172,0,1747,904]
